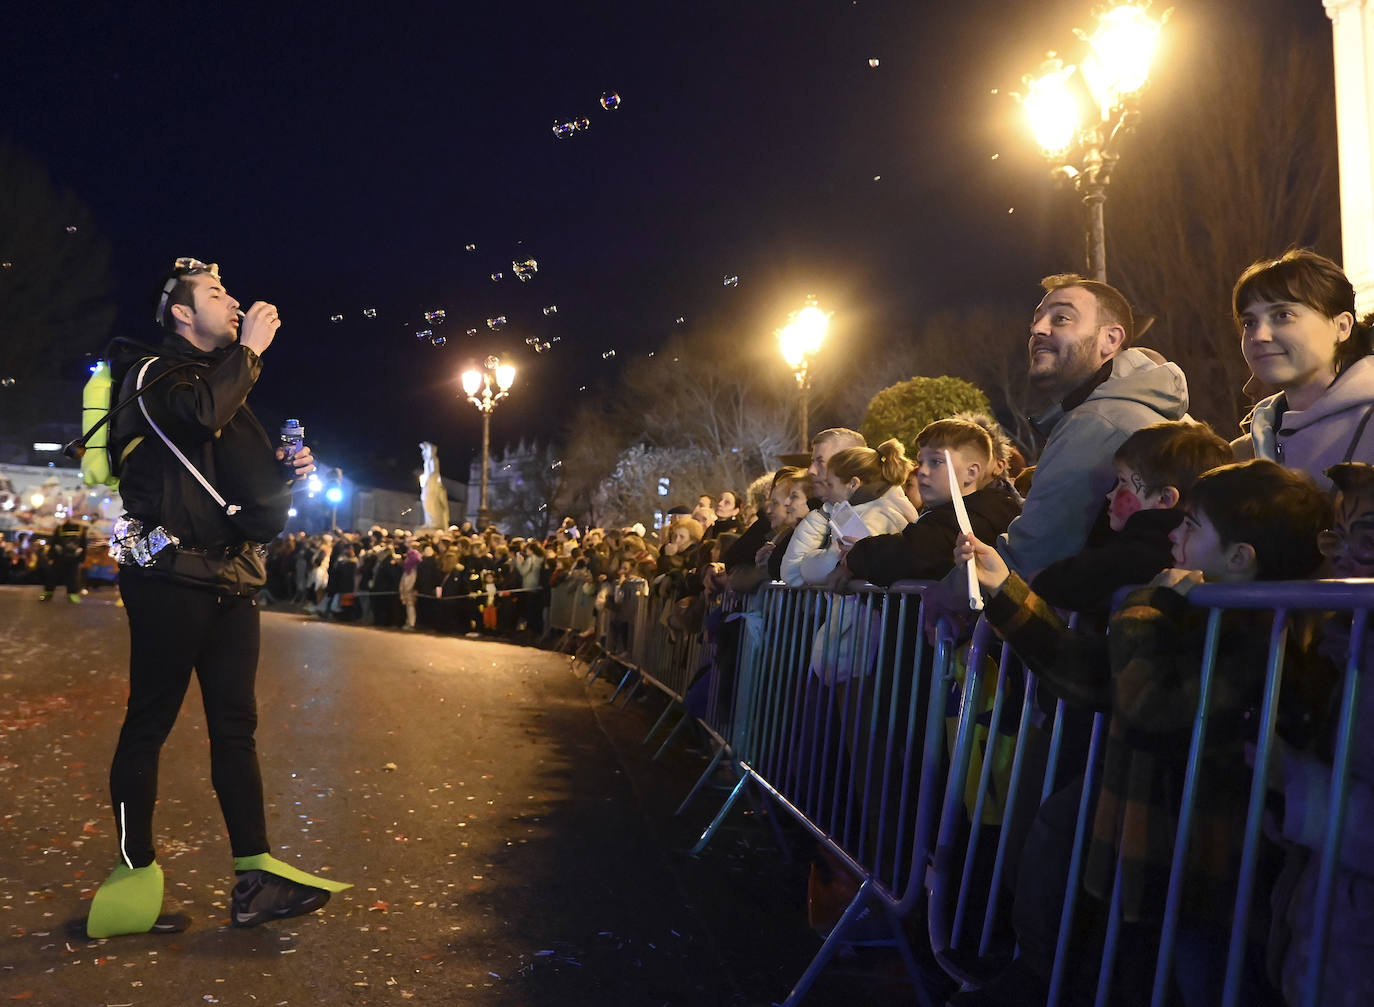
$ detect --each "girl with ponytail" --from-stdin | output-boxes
[781,438,918,586]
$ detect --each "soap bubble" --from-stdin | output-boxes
[487,316,506,330]
[578,385,587,392]
[416,328,433,340]
[65,225,78,233]
[512,258,538,282]
[723,275,738,287]
[1,262,11,269]
[363,307,377,318]
[601,349,616,359]
[551,460,562,469]
[542,305,558,315]
[491,271,503,282]
[572,118,590,131]
[873,174,882,181]
[465,243,476,251]
[424,309,446,324]
[330,314,343,323]
[676,316,684,324]
[552,122,575,139]
[868,58,880,68]
[431,335,446,347]
[648,351,655,357]
[0,377,14,387]
[485,354,501,368]
[466,328,478,337]
[600,92,621,110]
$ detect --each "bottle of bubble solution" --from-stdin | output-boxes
[280,419,304,479]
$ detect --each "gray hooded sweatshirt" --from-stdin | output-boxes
[998,347,1189,578]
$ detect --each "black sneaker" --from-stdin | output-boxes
[230,870,330,927]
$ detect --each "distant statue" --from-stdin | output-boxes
[419,442,449,529]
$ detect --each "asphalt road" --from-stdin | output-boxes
[0,584,921,1007]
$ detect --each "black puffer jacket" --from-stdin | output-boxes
[845,481,1022,586]
[110,334,290,591]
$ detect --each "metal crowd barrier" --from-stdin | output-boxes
[691,582,952,1005]
[576,576,1372,1006]
[931,579,1374,1007]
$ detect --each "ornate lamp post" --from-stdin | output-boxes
[460,355,517,529]
[1021,3,1167,282]
[777,298,831,452]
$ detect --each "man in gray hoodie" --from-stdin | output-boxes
[998,274,1190,578]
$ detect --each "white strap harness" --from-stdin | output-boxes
[134,358,242,516]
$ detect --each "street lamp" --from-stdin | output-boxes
[461,355,517,529]
[777,297,831,452]
[1020,3,1167,282]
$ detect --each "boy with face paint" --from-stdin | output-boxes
[1030,422,1233,616]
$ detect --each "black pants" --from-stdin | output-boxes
[110,569,269,867]
[44,556,81,594]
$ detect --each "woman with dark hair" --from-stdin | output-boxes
[1233,249,1374,490]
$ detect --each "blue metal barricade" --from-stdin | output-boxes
[577,574,1372,1006]
[929,579,1374,1007]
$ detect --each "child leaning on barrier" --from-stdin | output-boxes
[953,459,1330,1006]
[1251,461,1374,1007]
[840,418,1021,586]
[1029,420,1234,617]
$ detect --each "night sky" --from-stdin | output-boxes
[3,0,1328,486]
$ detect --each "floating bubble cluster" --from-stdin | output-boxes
[424,309,446,323]
[601,349,616,359]
[431,335,446,347]
[416,328,433,340]
[525,336,560,353]
[600,92,621,110]
[491,271,503,282]
[466,328,478,337]
[363,307,377,318]
[542,305,558,316]
[512,258,538,282]
[723,275,739,287]
[487,316,507,330]
[552,122,575,139]
[330,314,343,323]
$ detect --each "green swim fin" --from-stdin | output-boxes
[86,862,165,938]
[232,853,351,893]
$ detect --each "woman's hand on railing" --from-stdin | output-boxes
[953,533,1009,593]
[824,562,854,594]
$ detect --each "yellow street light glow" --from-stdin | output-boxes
[30,493,45,508]
[778,301,831,369]
[1085,4,1162,102]
[495,363,517,391]
[461,369,483,396]
[1023,60,1081,157]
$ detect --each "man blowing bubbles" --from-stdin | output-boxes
[85,259,350,938]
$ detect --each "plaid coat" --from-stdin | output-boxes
[985,575,1275,923]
